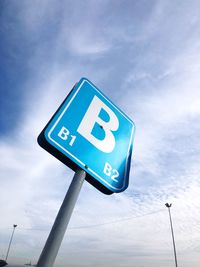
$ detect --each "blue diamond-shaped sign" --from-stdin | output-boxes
[38,78,135,194]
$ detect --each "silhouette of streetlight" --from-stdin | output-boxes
[165,203,178,267]
[5,224,17,262]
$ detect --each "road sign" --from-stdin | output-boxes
[38,78,135,194]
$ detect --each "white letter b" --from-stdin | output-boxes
[77,96,119,153]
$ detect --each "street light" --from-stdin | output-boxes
[5,224,17,262]
[165,203,178,267]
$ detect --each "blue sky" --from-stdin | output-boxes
[1,0,200,266]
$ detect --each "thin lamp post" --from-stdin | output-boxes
[5,224,17,262]
[165,203,178,267]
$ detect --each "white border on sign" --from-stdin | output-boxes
[47,79,134,191]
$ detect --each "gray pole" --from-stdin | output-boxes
[165,203,178,267]
[37,169,86,267]
[5,224,17,261]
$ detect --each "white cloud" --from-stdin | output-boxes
[67,30,111,55]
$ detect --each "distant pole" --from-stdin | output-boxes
[37,169,86,267]
[165,203,178,267]
[5,224,17,261]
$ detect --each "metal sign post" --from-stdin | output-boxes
[37,77,135,266]
[37,169,86,267]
